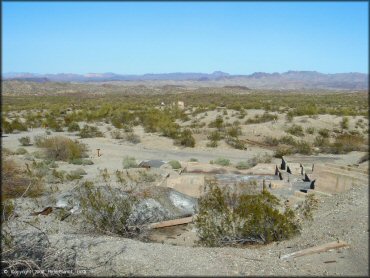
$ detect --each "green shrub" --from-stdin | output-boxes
[235,161,249,170]
[67,122,80,132]
[34,135,88,162]
[122,156,137,169]
[225,137,246,150]
[305,127,315,134]
[274,146,292,158]
[175,129,195,147]
[294,141,312,155]
[125,132,141,144]
[208,115,224,130]
[10,118,28,132]
[111,130,124,139]
[318,128,330,138]
[79,125,104,138]
[70,158,94,165]
[78,181,138,237]
[207,131,222,141]
[286,124,304,137]
[245,112,277,124]
[206,140,218,148]
[189,158,198,162]
[264,136,279,146]
[195,182,300,247]
[249,153,272,166]
[279,135,295,145]
[168,160,182,169]
[314,135,330,147]
[213,157,231,166]
[226,126,242,138]
[296,193,318,221]
[2,159,44,200]
[340,117,349,130]
[18,136,31,146]
[66,168,87,181]
[15,148,28,155]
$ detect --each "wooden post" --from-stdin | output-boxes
[281,240,349,260]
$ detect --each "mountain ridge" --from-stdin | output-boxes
[3,71,368,90]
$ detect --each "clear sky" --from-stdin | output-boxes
[2,1,368,74]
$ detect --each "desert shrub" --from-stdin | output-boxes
[296,193,319,221]
[67,122,80,132]
[137,171,157,182]
[18,136,31,146]
[122,156,137,169]
[123,124,134,132]
[111,129,124,139]
[279,135,296,146]
[340,117,349,130]
[66,168,87,181]
[15,148,28,155]
[35,135,88,162]
[195,182,300,247]
[174,129,195,147]
[207,131,222,142]
[78,181,138,237]
[245,112,277,124]
[189,158,198,162]
[235,161,249,170]
[286,124,304,137]
[125,132,141,144]
[318,128,330,138]
[226,126,242,138]
[70,158,94,165]
[294,141,312,155]
[264,136,279,146]
[10,118,28,132]
[51,169,66,183]
[2,118,13,133]
[285,112,294,122]
[305,127,315,134]
[2,159,44,200]
[78,124,104,138]
[168,160,182,169]
[225,137,246,150]
[249,153,272,166]
[213,157,231,166]
[206,140,218,148]
[1,199,15,222]
[329,133,366,154]
[274,146,292,158]
[314,135,330,147]
[208,115,224,130]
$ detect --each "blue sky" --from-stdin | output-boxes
[2,1,368,74]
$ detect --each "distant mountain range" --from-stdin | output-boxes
[2,71,368,90]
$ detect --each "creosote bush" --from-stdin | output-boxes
[195,182,300,247]
[78,124,104,138]
[286,124,304,137]
[78,181,138,237]
[211,157,231,166]
[174,129,195,147]
[122,156,137,169]
[67,122,80,132]
[168,160,182,169]
[34,135,88,162]
[2,159,44,201]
